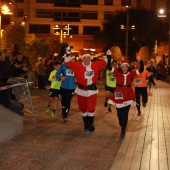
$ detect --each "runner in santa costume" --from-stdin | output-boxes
[107,54,144,138]
[64,45,108,133]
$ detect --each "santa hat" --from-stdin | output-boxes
[81,51,91,59]
[120,60,129,67]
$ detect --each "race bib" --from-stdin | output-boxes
[115,92,123,99]
[135,78,142,84]
[109,76,115,82]
[54,77,60,82]
[66,69,74,76]
[85,71,94,78]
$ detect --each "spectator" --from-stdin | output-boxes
[0,51,11,108]
[20,56,32,79]
[146,62,156,92]
[10,43,19,63]
[36,57,46,89]
[43,54,52,87]
[11,53,24,77]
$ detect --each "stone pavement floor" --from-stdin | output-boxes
[0,80,170,170]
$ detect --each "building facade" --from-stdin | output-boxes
[1,0,168,52]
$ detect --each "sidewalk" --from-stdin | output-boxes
[0,80,170,170]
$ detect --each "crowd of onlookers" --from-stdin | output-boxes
[0,43,32,116]
[1,43,170,117]
[35,53,60,89]
[145,60,170,84]
[0,43,32,82]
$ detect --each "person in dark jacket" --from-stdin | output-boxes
[56,55,77,123]
[0,51,11,108]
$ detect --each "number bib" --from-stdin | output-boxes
[85,71,94,78]
[109,77,115,82]
[115,92,123,99]
[66,69,74,76]
[54,77,60,82]
[135,78,142,84]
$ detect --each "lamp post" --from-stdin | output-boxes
[167,0,170,65]
[0,0,2,39]
[53,24,71,43]
[0,4,13,41]
[120,6,135,61]
[158,7,170,64]
[125,6,129,61]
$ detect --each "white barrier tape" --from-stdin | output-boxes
[0,82,33,91]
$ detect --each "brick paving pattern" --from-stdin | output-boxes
[0,80,170,170]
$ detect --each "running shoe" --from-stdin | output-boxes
[104,101,108,107]
[51,111,56,118]
[142,103,146,107]
[89,124,95,133]
[137,111,141,116]
[45,106,50,113]
[63,118,67,123]
[108,108,112,112]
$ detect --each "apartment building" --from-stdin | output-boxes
[1,0,167,51]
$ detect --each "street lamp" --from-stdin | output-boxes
[157,8,170,64]
[120,6,135,61]
[0,3,13,40]
[53,24,71,43]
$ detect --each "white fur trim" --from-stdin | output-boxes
[120,62,129,67]
[75,87,98,97]
[136,70,140,75]
[107,99,136,108]
[111,67,115,72]
[81,112,95,117]
[88,112,95,116]
[81,112,88,117]
[81,54,91,59]
[64,55,73,62]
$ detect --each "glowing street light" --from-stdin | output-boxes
[120,6,135,60]
[53,24,71,43]
[0,3,13,40]
[1,5,13,15]
[157,8,170,64]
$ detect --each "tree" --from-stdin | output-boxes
[29,38,49,67]
[137,46,150,62]
[3,23,26,51]
[110,46,122,61]
[94,8,168,61]
[45,37,68,62]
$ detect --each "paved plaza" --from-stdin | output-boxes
[0,80,170,170]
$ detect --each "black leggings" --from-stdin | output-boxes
[135,87,147,112]
[116,105,131,131]
[60,87,75,118]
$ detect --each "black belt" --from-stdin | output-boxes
[78,84,97,90]
[116,84,131,88]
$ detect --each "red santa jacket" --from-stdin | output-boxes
[65,60,107,86]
